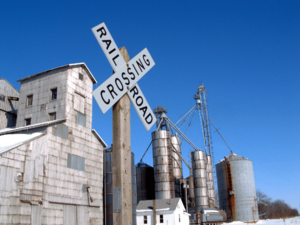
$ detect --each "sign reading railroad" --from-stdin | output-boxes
[92,22,156,131]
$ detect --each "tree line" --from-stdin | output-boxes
[257,189,299,219]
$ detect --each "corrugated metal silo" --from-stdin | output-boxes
[105,148,137,225]
[171,134,183,198]
[191,150,209,211]
[216,153,258,222]
[136,162,155,203]
[206,154,216,207]
[131,152,137,225]
[152,130,175,199]
[105,149,113,225]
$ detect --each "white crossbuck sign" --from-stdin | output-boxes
[92,22,156,131]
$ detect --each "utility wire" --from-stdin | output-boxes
[209,117,233,154]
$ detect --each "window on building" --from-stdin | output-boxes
[144,215,147,224]
[160,215,163,223]
[49,112,56,121]
[67,153,85,171]
[0,94,5,102]
[77,111,86,127]
[74,92,85,114]
[82,184,87,193]
[51,88,57,101]
[52,124,69,139]
[179,214,181,222]
[79,73,83,80]
[26,95,33,107]
[25,118,31,126]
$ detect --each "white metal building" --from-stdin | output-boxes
[0,63,107,225]
[0,78,19,129]
[136,198,190,225]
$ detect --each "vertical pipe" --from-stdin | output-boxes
[131,153,137,225]
[105,148,113,225]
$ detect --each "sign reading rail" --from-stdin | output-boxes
[92,22,156,131]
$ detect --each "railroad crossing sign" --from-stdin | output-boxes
[92,22,156,131]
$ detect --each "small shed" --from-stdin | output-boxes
[136,198,190,225]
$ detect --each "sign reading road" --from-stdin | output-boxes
[93,48,154,114]
[92,22,156,131]
[128,84,155,131]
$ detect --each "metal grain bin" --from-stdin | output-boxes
[152,130,175,199]
[131,153,137,225]
[216,153,258,222]
[105,149,137,225]
[171,134,183,198]
[136,162,155,203]
[191,150,209,211]
[206,154,216,207]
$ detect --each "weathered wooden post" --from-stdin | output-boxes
[91,22,156,225]
[112,47,132,224]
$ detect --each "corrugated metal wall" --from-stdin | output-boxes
[216,154,259,222]
[152,130,175,199]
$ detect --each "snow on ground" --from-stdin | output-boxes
[221,217,300,225]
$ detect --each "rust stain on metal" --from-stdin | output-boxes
[226,163,236,221]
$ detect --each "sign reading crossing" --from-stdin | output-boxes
[92,22,156,131]
[93,48,154,114]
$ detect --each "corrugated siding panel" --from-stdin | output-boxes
[77,112,86,127]
[31,205,42,225]
[0,79,19,113]
[63,205,76,225]
[67,154,85,171]
[74,93,85,114]
[52,124,69,139]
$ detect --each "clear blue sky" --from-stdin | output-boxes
[1,0,299,210]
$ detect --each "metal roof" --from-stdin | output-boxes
[17,63,97,84]
[136,162,152,168]
[137,198,181,211]
[0,78,20,93]
[217,152,250,163]
[0,132,45,155]
[0,118,66,135]
[92,129,107,148]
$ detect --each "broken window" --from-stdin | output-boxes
[51,88,57,101]
[0,94,5,102]
[25,118,31,126]
[26,95,33,107]
[49,112,56,121]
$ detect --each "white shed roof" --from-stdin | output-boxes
[0,132,45,155]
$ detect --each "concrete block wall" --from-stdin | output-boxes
[16,69,68,127]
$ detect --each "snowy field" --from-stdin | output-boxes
[221,216,300,225]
